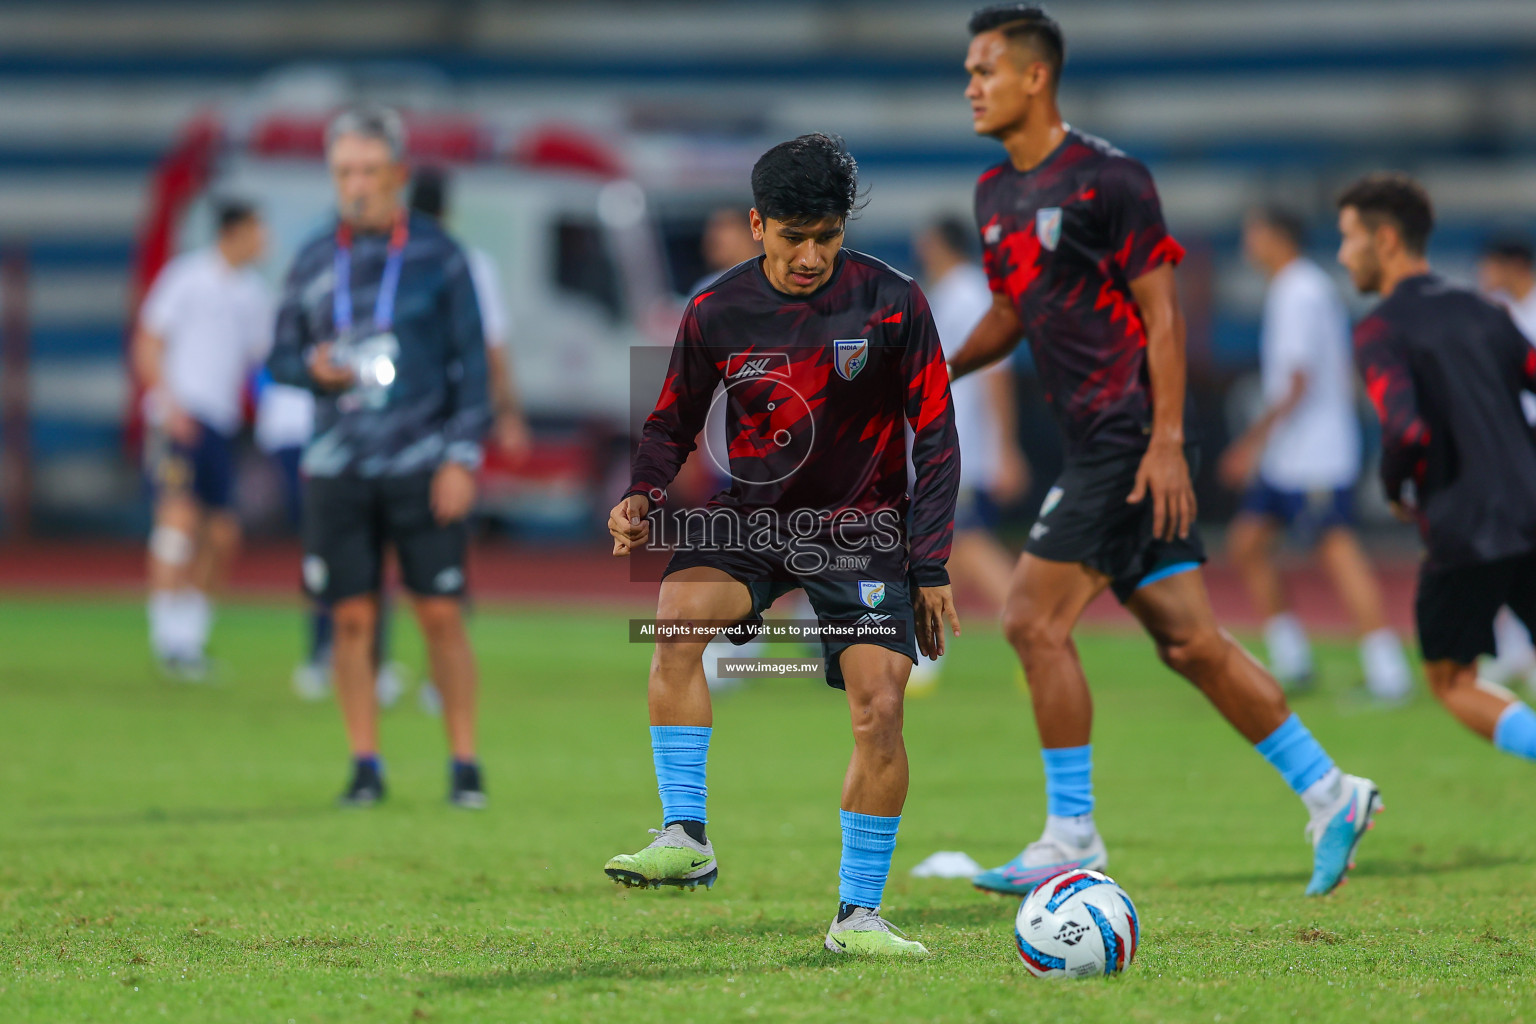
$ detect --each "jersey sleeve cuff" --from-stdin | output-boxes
[444,441,484,471]
[909,564,950,588]
[624,485,666,506]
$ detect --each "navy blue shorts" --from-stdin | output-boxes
[1025,446,1207,604]
[149,421,236,509]
[1239,478,1356,544]
[954,486,1001,533]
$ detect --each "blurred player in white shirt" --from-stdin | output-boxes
[132,200,272,677]
[1477,234,1536,693]
[1221,206,1411,701]
[908,214,1030,693]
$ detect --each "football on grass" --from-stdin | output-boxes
[1013,869,1140,978]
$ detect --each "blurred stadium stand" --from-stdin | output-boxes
[0,0,1531,537]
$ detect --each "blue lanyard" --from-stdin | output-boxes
[333,214,409,333]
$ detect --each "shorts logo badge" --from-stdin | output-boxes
[303,556,328,594]
[983,221,1002,245]
[434,567,465,593]
[833,339,869,381]
[858,580,886,608]
[1036,207,1063,251]
[1040,485,1064,518]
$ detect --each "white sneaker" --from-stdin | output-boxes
[973,830,1108,896]
[292,662,331,701]
[375,662,406,709]
[418,680,442,715]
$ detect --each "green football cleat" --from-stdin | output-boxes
[604,824,718,890]
[823,906,930,956]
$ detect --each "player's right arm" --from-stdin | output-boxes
[947,291,1025,381]
[133,261,196,444]
[611,304,719,556]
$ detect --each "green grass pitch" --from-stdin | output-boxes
[2,596,1533,1022]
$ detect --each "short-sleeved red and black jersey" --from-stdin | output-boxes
[628,251,960,585]
[975,128,1185,455]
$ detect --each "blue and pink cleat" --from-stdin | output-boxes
[1305,773,1382,896]
[973,832,1109,897]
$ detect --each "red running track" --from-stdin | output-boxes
[0,540,1418,634]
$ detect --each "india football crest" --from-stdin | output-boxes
[833,339,869,381]
[858,580,886,609]
[1036,207,1063,251]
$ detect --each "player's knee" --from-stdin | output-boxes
[413,598,463,641]
[1157,626,1226,680]
[849,689,904,748]
[332,599,377,644]
[1002,605,1070,658]
[1423,662,1472,702]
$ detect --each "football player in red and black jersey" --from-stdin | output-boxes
[950,5,1378,898]
[604,135,960,955]
[1337,172,1536,767]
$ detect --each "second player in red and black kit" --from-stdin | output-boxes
[1337,172,1536,765]
[970,126,1201,596]
[951,4,1377,901]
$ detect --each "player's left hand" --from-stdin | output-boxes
[1128,437,1196,541]
[494,412,533,468]
[431,462,478,524]
[913,584,960,661]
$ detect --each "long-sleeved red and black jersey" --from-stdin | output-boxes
[975,128,1185,456]
[628,251,960,586]
[1354,273,1536,567]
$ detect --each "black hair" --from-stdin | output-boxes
[968,4,1065,87]
[1337,172,1434,256]
[1482,233,1535,267]
[927,213,978,259]
[409,165,449,220]
[1250,204,1307,250]
[750,133,863,226]
[214,198,257,234]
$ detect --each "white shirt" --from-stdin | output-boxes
[928,263,1003,490]
[1257,258,1361,491]
[466,246,509,349]
[140,248,273,435]
[1490,285,1536,425]
[255,382,314,453]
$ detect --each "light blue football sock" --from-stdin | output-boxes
[1493,702,1536,761]
[1041,745,1094,817]
[1255,714,1335,794]
[839,810,900,909]
[650,725,710,824]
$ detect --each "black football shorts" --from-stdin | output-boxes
[661,509,918,690]
[1416,549,1536,664]
[302,471,469,604]
[1025,445,1207,603]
